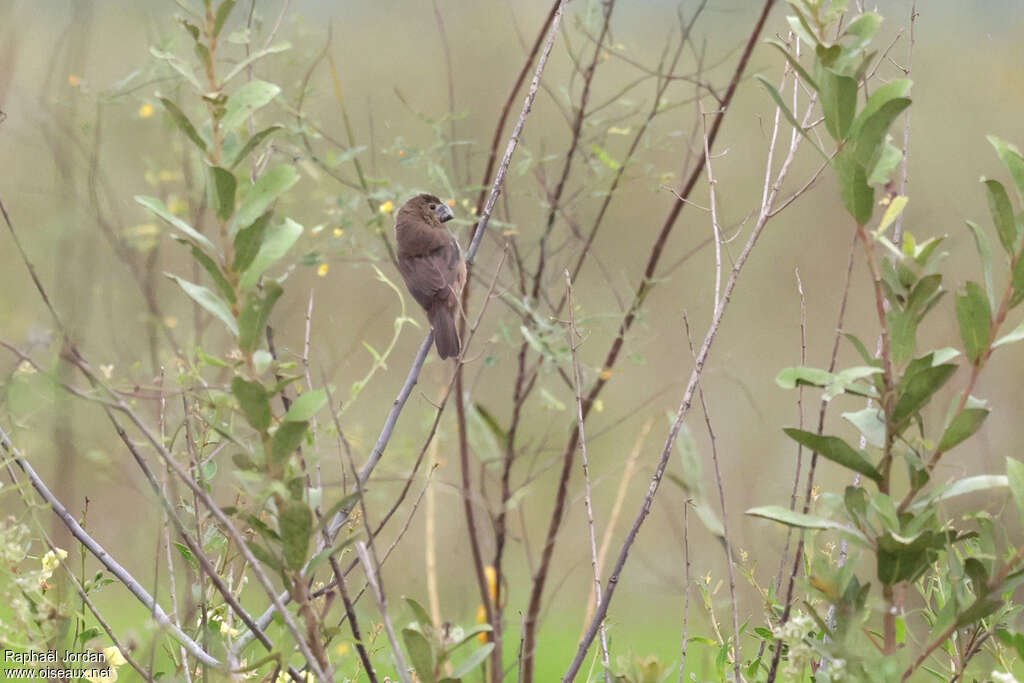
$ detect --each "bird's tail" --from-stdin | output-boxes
[429,306,460,360]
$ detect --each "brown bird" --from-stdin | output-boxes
[394,193,466,359]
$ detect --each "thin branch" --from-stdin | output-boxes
[565,270,611,682]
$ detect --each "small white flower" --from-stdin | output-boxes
[992,672,1019,683]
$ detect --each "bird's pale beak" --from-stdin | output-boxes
[435,203,455,223]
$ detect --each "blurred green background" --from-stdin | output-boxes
[2,0,1024,678]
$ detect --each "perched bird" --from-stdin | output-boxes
[394,194,466,359]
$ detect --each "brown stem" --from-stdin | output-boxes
[521,3,775,678]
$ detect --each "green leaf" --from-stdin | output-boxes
[213,0,236,38]
[867,139,902,186]
[764,40,817,90]
[159,98,207,152]
[166,274,238,336]
[965,220,996,311]
[246,541,282,571]
[405,597,434,633]
[754,75,827,160]
[783,428,882,483]
[983,178,1018,255]
[402,628,436,683]
[818,69,858,141]
[994,319,1024,349]
[886,309,916,365]
[231,377,270,431]
[271,421,308,463]
[842,12,883,54]
[135,195,217,254]
[221,80,281,131]
[279,499,312,571]
[835,148,874,225]
[447,624,494,652]
[852,80,913,140]
[150,47,202,91]
[956,281,992,364]
[233,211,271,272]
[240,217,303,289]
[745,505,867,543]
[284,389,327,422]
[222,42,291,85]
[186,243,235,304]
[775,366,878,399]
[892,364,958,424]
[842,408,885,448]
[209,166,237,222]
[908,475,1008,512]
[937,408,989,452]
[234,165,299,233]
[988,135,1024,203]
[238,280,283,352]
[230,125,281,169]
[1007,458,1024,527]
[854,98,911,170]
[449,642,495,680]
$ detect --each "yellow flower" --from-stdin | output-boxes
[333,227,344,238]
[335,643,350,657]
[68,74,81,87]
[103,647,126,668]
[379,200,394,214]
[599,369,613,381]
[41,548,68,575]
[593,399,604,413]
[317,263,329,277]
[164,316,178,329]
[218,620,240,637]
[484,565,498,600]
[138,104,155,118]
[446,199,455,207]
[476,604,487,624]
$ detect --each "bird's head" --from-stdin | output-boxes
[399,193,455,227]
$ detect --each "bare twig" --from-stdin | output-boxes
[565,270,611,681]
[0,424,219,668]
[683,312,741,683]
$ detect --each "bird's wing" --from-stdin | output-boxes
[399,237,462,309]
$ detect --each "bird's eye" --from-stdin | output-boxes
[429,204,437,210]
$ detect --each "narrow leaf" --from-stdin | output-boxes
[209,166,237,222]
[966,220,996,311]
[231,376,270,431]
[238,281,283,352]
[755,75,827,160]
[135,195,217,254]
[988,135,1024,203]
[892,364,958,424]
[1007,458,1024,527]
[271,420,308,463]
[234,165,299,232]
[279,500,312,571]
[937,408,989,452]
[402,628,436,683]
[240,217,303,289]
[983,178,1018,255]
[450,643,495,679]
[818,69,858,141]
[221,80,281,131]
[230,125,281,169]
[283,389,327,422]
[835,148,874,225]
[745,505,867,543]
[166,274,238,336]
[783,428,882,483]
[956,282,992,364]
[159,98,207,151]
[233,211,271,272]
